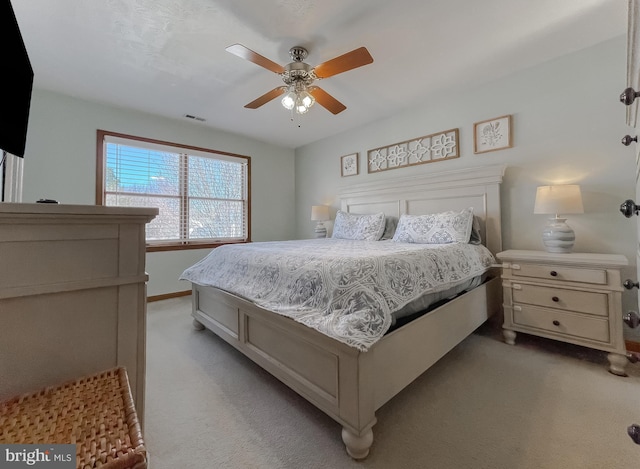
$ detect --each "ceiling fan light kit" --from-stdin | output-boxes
[282,81,316,115]
[226,44,373,117]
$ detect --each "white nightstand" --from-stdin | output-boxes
[497,250,629,376]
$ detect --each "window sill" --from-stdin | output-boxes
[146,240,249,252]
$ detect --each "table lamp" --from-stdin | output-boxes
[533,184,584,253]
[311,205,330,238]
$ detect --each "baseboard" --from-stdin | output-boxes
[626,340,640,353]
[148,290,192,302]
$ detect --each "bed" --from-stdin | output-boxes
[180,164,505,459]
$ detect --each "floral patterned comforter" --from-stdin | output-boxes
[180,239,495,351]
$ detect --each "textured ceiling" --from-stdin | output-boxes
[11,0,628,149]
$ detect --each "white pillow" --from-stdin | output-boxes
[332,211,386,241]
[392,208,474,244]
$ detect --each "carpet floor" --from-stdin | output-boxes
[145,297,640,468]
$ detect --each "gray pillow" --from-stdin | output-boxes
[381,216,398,240]
[469,216,482,245]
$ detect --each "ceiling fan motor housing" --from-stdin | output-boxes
[282,60,315,86]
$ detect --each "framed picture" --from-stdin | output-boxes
[341,153,359,177]
[473,115,512,154]
[367,128,459,173]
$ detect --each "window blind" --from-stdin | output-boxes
[102,134,249,245]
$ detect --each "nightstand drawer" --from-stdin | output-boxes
[513,305,610,343]
[512,284,608,317]
[512,264,607,285]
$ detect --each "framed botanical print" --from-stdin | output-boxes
[341,153,359,177]
[474,115,512,154]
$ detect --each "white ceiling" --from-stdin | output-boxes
[11,0,628,149]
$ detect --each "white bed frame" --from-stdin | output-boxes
[190,164,505,459]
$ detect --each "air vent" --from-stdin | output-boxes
[184,114,206,122]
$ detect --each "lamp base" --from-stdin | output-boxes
[541,217,575,253]
[314,222,327,238]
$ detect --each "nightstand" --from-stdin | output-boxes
[497,250,629,376]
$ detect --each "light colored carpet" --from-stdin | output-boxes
[145,297,640,468]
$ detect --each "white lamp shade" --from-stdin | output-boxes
[533,185,584,215]
[281,92,296,110]
[311,205,330,221]
[299,90,315,108]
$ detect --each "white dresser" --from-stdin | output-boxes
[0,203,157,423]
[497,250,628,376]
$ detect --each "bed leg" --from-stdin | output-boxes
[192,319,205,331]
[341,426,374,460]
[503,328,516,345]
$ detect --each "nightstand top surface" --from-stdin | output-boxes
[496,249,628,267]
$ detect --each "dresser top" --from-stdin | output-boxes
[497,249,628,267]
[0,202,158,220]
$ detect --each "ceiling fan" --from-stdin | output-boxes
[226,43,374,115]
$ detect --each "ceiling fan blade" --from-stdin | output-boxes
[313,47,374,79]
[226,44,285,74]
[309,87,347,115]
[245,87,286,109]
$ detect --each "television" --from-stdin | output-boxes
[1,0,33,158]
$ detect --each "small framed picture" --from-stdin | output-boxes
[341,153,359,177]
[474,115,512,154]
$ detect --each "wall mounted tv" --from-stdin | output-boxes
[1,0,34,158]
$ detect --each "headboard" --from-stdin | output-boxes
[339,164,505,255]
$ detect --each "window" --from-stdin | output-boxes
[1,151,24,202]
[96,130,251,251]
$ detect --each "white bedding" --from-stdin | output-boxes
[180,239,495,351]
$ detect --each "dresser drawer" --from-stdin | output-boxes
[513,304,610,343]
[512,263,607,285]
[512,284,608,317]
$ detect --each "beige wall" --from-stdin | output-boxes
[294,36,640,339]
[18,37,639,339]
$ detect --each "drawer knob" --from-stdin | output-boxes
[552,320,560,326]
[624,279,640,290]
[552,296,559,302]
[629,424,640,445]
[620,199,640,218]
[622,135,638,146]
[621,87,640,105]
[550,271,558,277]
[624,311,640,329]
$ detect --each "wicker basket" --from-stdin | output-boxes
[0,367,147,469]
